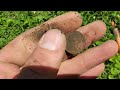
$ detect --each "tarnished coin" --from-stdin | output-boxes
[66,31,86,56]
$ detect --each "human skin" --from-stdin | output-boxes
[0,11,118,79]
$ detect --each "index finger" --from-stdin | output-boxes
[45,11,83,33]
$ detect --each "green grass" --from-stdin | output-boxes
[1,11,120,79]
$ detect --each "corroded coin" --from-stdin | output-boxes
[65,31,86,56]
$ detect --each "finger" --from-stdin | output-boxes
[45,11,82,33]
[58,40,118,78]
[0,62,20,79]
[76,20,106,48]
[62,20,106,57]
[17,29,66,79]
[80,63,105,79]
[0,11,82,67]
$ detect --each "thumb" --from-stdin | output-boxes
[17,29,66,79]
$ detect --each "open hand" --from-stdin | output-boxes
[0,11,118,79]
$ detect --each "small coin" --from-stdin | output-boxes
[66,31,86,56]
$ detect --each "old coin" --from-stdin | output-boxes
[65,31,86,56]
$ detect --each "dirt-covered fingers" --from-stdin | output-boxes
[57,40,118,79]
[0,11,82,67]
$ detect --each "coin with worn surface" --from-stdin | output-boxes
[65,31,86,56]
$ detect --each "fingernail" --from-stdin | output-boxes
[39,29,65,51]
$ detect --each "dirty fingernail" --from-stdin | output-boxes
[39,29,65,51]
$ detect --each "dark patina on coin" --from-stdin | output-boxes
[65,31,86,56]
